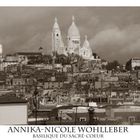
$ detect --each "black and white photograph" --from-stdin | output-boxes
[1,7,140,126]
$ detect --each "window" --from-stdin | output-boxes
[79,117,86,122]
[73,40,79,44]
[128,116,135,123]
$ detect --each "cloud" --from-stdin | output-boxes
[0,7,140,64]
[90,24,140,63]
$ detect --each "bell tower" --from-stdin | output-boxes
[52,17,65,55]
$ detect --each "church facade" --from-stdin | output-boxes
[52,16,97,60]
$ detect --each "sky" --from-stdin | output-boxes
[0,7,140,64]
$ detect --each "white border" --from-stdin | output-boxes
[0,1,140,140]
[0,0,140,6]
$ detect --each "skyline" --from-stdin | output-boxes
[0,7,140,63]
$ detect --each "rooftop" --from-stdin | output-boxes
[0,94,27,104]
[16,52,42,56]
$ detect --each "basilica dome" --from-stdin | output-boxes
[68,16,80,38]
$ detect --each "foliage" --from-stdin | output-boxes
[106,60,121,70]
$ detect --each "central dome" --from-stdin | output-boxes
[68,16,80,37]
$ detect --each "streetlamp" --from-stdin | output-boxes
[88,107,95,125]
[60,111,62,125]
[74,106,78,125]
[100,71,104,103]
[33,86,38,125]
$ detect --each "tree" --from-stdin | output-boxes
[106,60,121,70]
[42,54,52,64]
[55,54,68,65]
[67,53,85,72]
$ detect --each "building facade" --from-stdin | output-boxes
[126,58,140,71]
[0,94,27,124]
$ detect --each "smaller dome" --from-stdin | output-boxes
[82,35,90,49]
[68,16,80,37]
